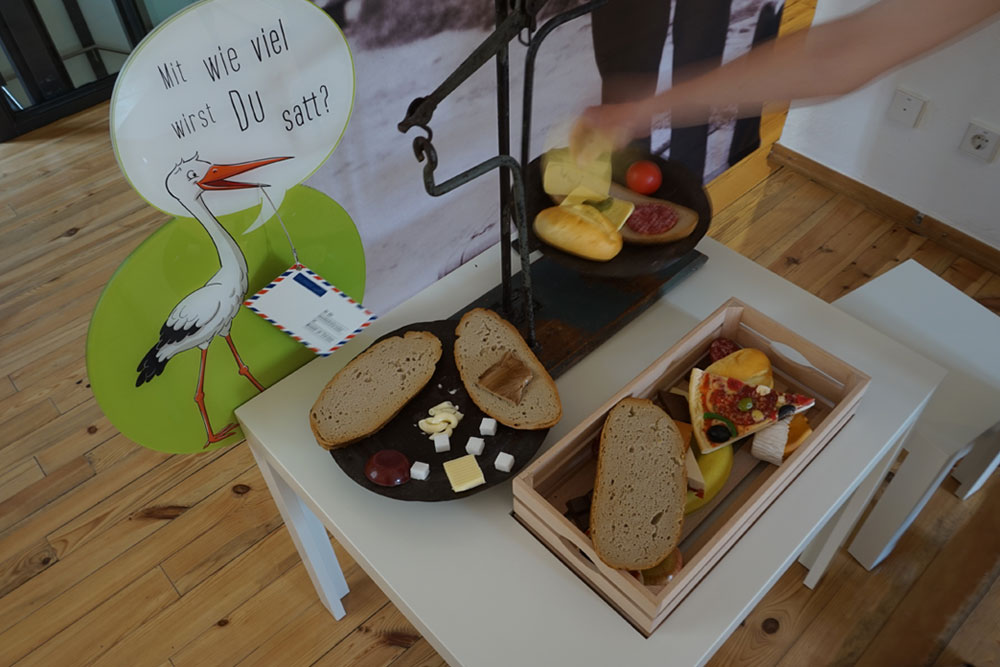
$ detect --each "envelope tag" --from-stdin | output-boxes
[244,264,376,356]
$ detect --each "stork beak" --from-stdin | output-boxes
[197,156,292,190]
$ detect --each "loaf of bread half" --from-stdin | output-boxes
[609,183,699,245]
[310,331,442,449]
[590,397,687,570]
[453,309,561,429]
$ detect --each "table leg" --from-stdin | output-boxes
[847,431,964,571]
[248,438,350,619]
[797,422,908,588]
[952,422,1000,500]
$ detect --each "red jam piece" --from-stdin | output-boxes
[365,449,411,487]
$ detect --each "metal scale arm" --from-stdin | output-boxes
[398,0,605,348]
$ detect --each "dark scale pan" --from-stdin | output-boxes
[329,319,550,501]
[522,150,711,278]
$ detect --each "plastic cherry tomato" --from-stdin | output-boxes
[625,160,662,195]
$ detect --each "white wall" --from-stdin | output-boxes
[779,0,1000,250]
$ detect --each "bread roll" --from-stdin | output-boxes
[533,204,622,262]
[705,348,773,388]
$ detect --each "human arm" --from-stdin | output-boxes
[580,0,1000,144]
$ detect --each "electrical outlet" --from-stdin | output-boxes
[887,88,926,127]
[959,121,1000,163]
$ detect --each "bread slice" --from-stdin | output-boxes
[453,309,561,429]
[310,331,442,449]
[589,398,687,571]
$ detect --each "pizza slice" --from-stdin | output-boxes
[688,368,815,454]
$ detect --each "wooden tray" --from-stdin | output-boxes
[512,298,870,636]
[328,319,548,501]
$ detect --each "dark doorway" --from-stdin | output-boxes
[0,0,194,140]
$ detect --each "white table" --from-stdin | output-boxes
[235,238,945,667]
[831,260,1000,569]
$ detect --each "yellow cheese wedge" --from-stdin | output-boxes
[443,455,486,493]
[542,148,611,197]
[685,444,733,514]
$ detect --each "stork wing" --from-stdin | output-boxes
[136,285,224,386]
[162,285,223,341]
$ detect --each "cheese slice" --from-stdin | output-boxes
[560,185,606,207]
[542,148,611,197]
[561,187,635,230]
[685,447,706,494]
[443,455,486,492]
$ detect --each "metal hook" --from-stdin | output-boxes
[412,134,438,172]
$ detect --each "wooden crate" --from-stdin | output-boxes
[512,298,871,637]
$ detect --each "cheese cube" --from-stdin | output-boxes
[443,455,485,492]
[479,418,498,437]
[432,433,450,453]
[494,452,515,473]
[466,436,485,456]
[410,461,429,481]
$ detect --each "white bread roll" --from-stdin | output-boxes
[533,204,623,262]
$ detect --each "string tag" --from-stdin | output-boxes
[243,189,376,356]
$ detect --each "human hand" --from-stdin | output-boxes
[570,100,654,163]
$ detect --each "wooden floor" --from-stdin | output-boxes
[4,74,1000,667]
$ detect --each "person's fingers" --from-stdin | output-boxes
[570,117,617,165]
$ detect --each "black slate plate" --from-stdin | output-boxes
[522,148,711,278]
[328,319,550,501]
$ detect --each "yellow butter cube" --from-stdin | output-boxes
[443,454,486,493]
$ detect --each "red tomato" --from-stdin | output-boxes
[625,160,662,195]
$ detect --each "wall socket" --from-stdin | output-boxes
[887,88,926,127]
[959,121,999,163]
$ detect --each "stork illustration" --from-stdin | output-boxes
[136,154,291,447]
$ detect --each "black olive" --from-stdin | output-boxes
[778,404,795,420]
[708,424,731,442]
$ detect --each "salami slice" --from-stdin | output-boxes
[625,202,679,235]
[708,337,741,362]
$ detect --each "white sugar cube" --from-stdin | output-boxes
[494,452,515,473]
[466,436,485,456]
[410,461,429,481]
[479,417,498,437]
[433,433,451,453]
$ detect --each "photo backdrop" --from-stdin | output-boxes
[308,0,785,314]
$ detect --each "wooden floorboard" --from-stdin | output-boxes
[2,7,999,661]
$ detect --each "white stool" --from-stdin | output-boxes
[832,260,1000,570]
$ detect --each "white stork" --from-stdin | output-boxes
[136,154,290,447]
